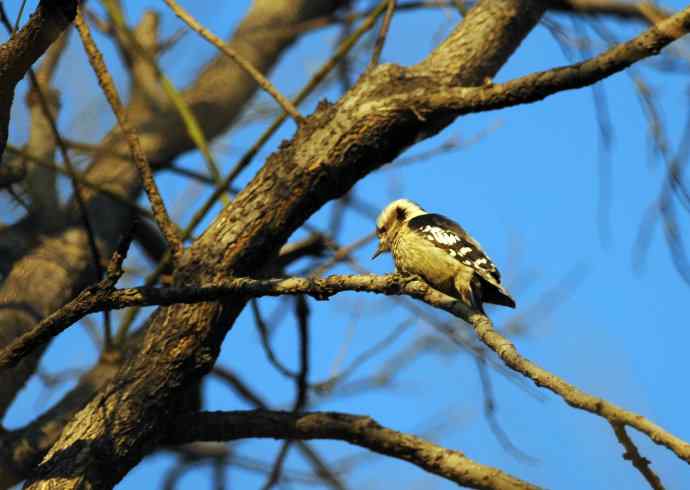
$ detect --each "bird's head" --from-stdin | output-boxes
[372,199,426,259]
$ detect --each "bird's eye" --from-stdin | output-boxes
[377,226,386,235]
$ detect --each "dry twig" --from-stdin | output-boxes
[74,9,183,261]
[611,422,665,490]
[162,0,304,123]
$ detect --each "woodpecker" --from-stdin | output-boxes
[372,199,515,312]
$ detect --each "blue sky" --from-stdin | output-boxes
[3,1,690,489]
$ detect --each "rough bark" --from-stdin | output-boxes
[24,1,546,487]
[0,360,121,489]
[0,0,343,424]
[5,0,685,487]
[169,410,540,490]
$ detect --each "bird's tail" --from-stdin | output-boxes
[481,280,516,308]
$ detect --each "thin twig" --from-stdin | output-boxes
[4,144,156,220]
[74,9,183,261]
[251,299,297,379]
[335,4,355,92]
[262,441,291,490]
[294,295,310,411]
[170,293,310,490]
[306,232,376,277]
[209,0,390,193]
[103,0,230,205]
[26,71,111,342]
[162,0,304,124]
[13,0,28,31]
[611,422,665,490]
[369,0,396,67]
[475,356,537,463]
[311,317,414,393]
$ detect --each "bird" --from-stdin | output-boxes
[372,199,515,313]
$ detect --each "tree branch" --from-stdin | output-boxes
[0,274,442,371]
[0,9,352,479]
[168,410,541,490]
[4,271,689,473]
[17,27,68,218]
[0,0,346,420]
[74,9,184,261]
[610,422,665,490]
[417,0,545,84]
[369,0,396,67]
[0,0,77,157]
[548,0,669,23]
[18,3,551,486]
[394,6,690,122]
[162,0,304,123]
[466,311,690,465]
[0,333,141,489]
[30,2,690,486]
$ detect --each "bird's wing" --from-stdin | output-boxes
[407,213,501,282]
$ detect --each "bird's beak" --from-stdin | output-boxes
[371,242,386,259]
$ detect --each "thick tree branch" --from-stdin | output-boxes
[23,62,106,300]
[34,1,690,486]
[352,6,690,132]
[415,5,690,115]
[22,3,551,487]
[0,0,77,157]
[7,2,690,487]
[20,30,68,219]
[0,0,343,417]
[168,410,541,490]
[0,358,121,489]
[418,0,545,84]
[398,0,669,23]
[0,228,103,419]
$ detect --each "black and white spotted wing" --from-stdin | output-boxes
[407,214,500,281]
